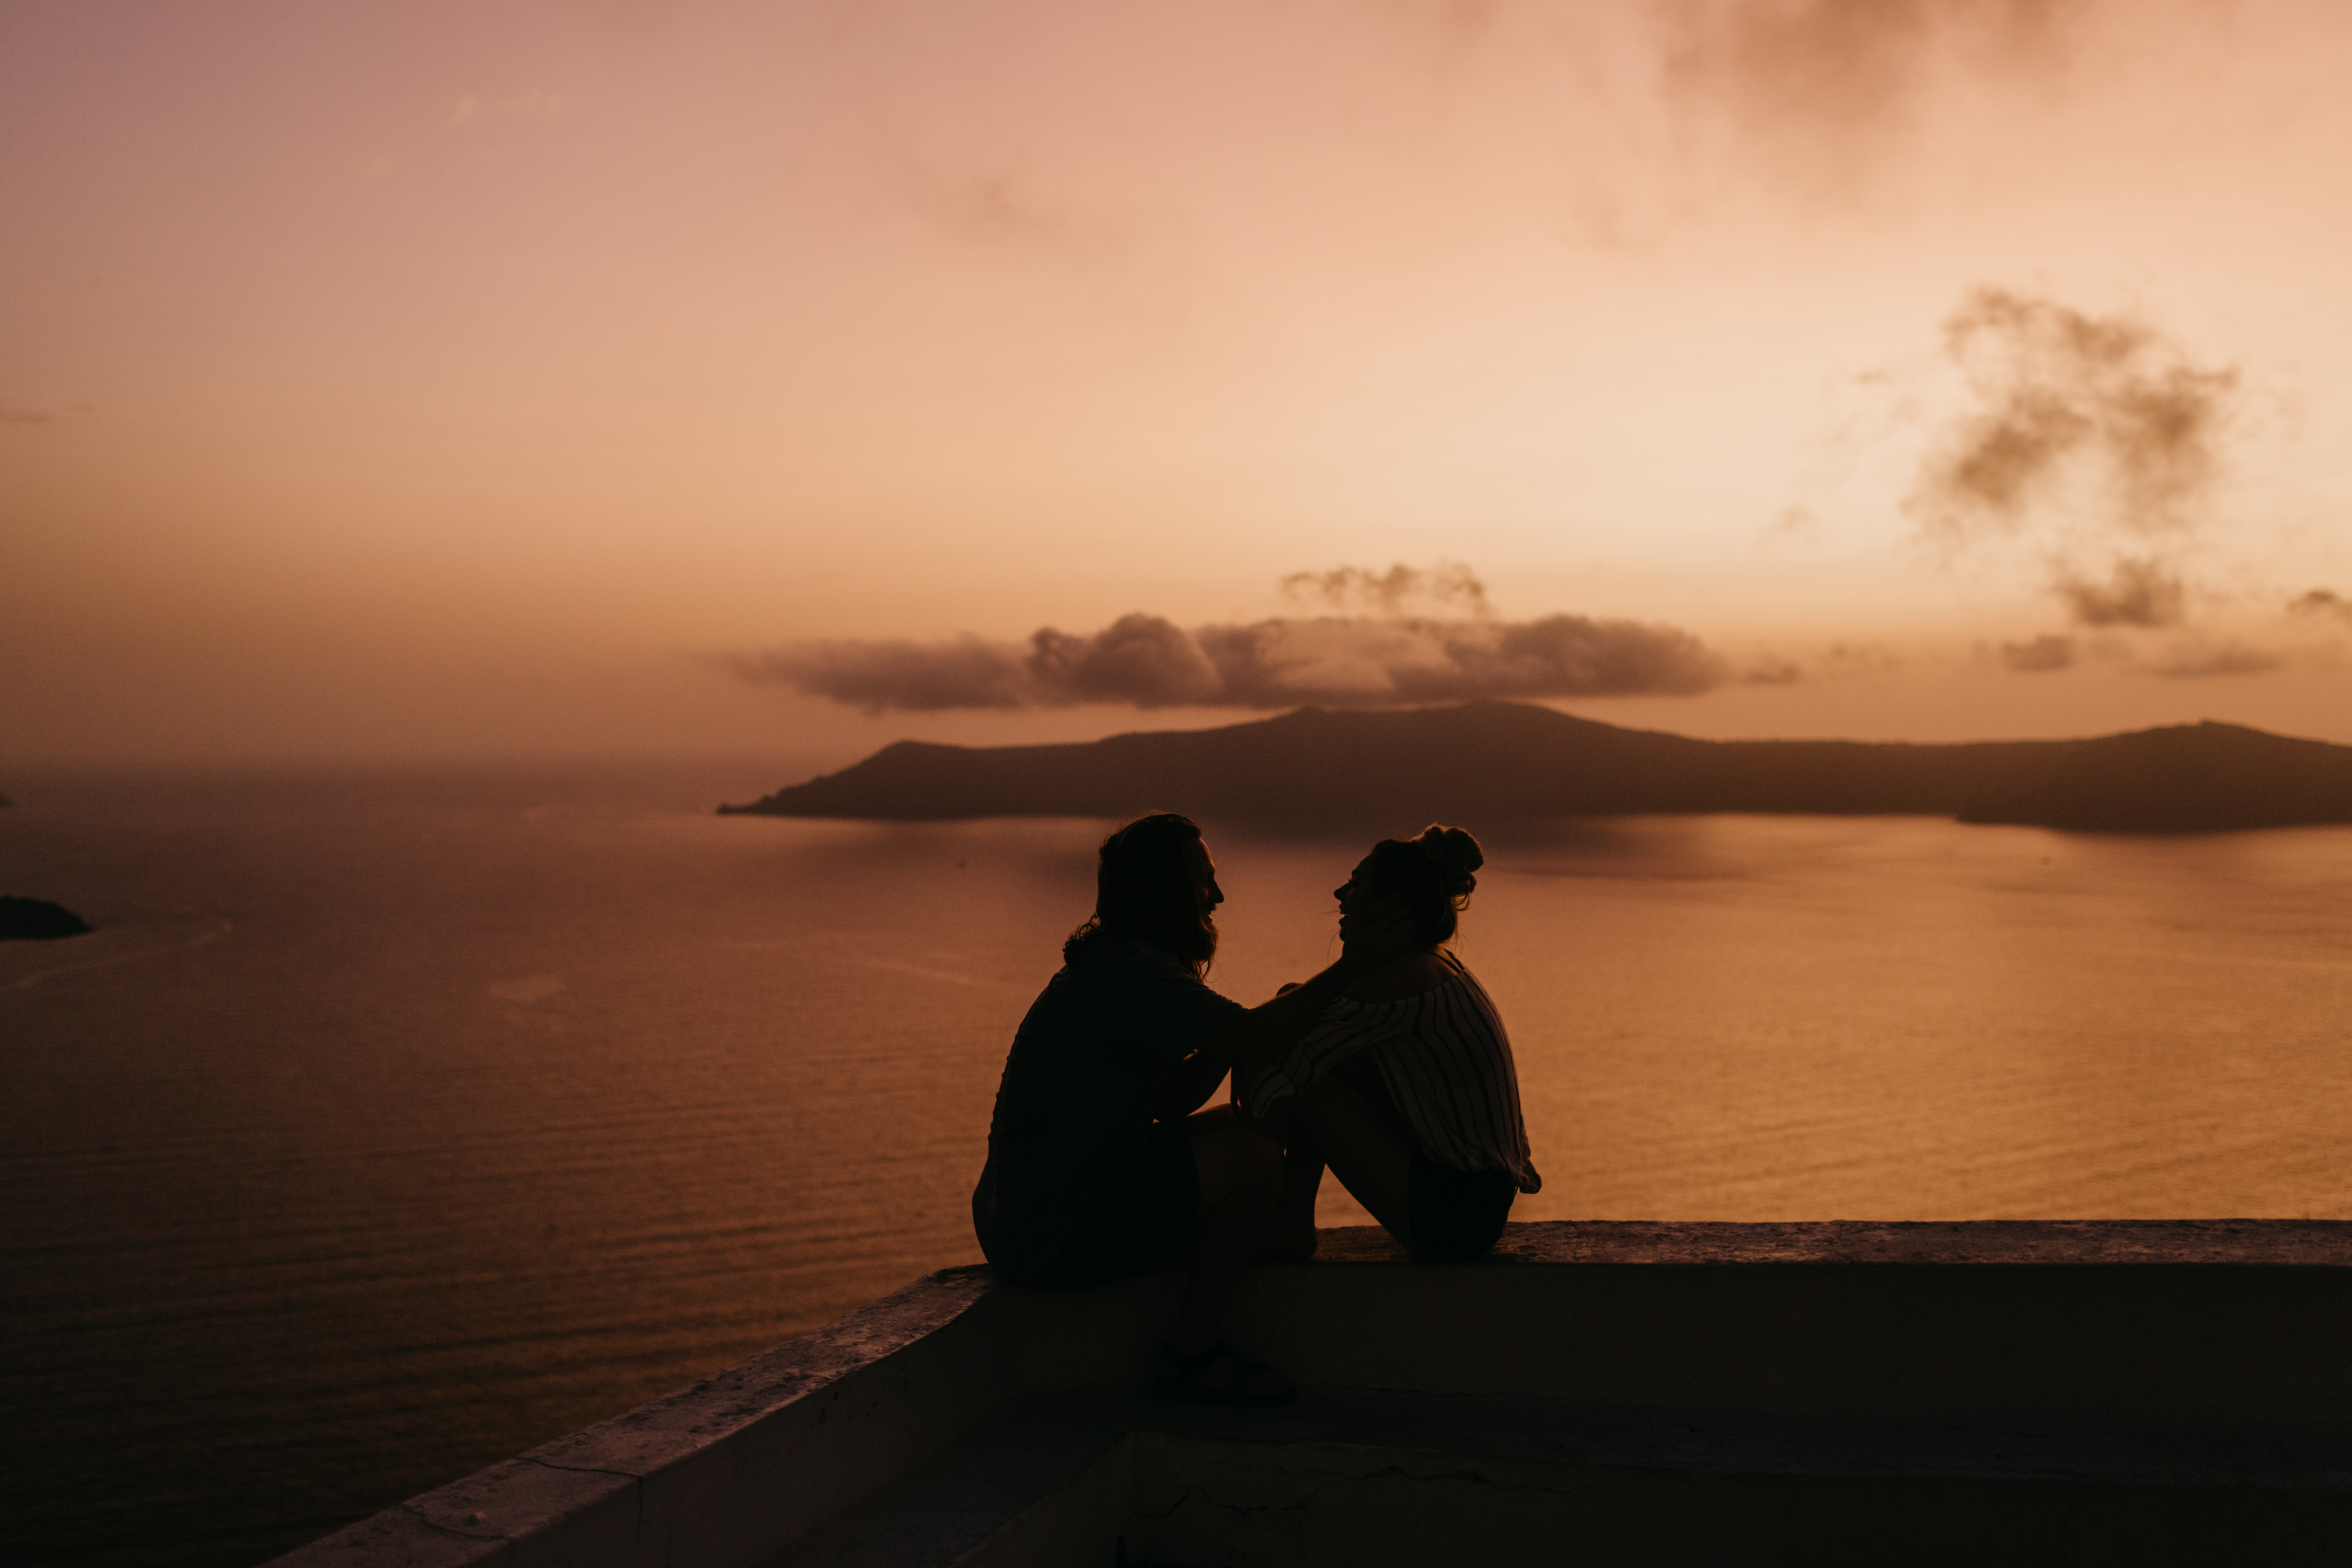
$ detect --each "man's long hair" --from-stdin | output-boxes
[1063,811,1217,973]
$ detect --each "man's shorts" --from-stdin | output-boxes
[1042,1120,1203,1290]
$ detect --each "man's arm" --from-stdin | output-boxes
[1149,915,1418,1122]
[1190,912,1418,1071]
[1148,964,1353,1124]
[1151,1046,1233,1122]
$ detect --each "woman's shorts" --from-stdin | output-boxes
[1406,1149,1517,1264]
[1042,1120,1202,1291]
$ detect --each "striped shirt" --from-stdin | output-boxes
[1244,951,1541,1193]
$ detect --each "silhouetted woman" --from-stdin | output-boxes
[972,812,1408,1406]
[1244,825,1539,1264]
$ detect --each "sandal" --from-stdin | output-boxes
[1151,1340,1297,1408]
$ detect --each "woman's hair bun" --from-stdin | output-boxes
[1415,824,1483,897]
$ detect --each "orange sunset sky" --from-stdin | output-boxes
[5,0,2351,769]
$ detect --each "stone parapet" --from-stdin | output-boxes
[271,1221,2352,1567]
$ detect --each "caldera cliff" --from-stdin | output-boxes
[718,702,2352,833]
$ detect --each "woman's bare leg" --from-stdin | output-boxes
[1298,1075,1416,1254]
[1241,1098,1323,1260]
[1273,1140,1325,1260]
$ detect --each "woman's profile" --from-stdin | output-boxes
[1247,825,1539,1264]
[971,812,1409,1407]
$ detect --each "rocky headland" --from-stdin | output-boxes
[1,895,94,940]
[719,701,2352,833]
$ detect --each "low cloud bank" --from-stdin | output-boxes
[2051,556,2185,629]
[727,610,1726,714]
[1999,633,2075,673]
[2289,589,2352,625]
[2146,642,2284,680]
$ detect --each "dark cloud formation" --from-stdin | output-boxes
[1909,289,2239,545]
[727,603,1725,714]
[2050,556,2186,629]
[1028,614,1225,706]
[1999,633,2074,673]
[1903,287,2250,665]
[1195,613,1724,706]
[1,401,60,427]
[2288,589,2352,625]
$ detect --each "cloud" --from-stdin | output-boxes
[727,609,1725,713]
[879,142,1129,261]
[1207,613,1724,705]
[1661,1,2081,194]
[1907,289,2239,545]
[1,401,60,427]
[897,164,1070,247]
[2144,641,2284,679]
[725,636,1031,711]
[1669,0,1935,138]
[1742,642,1898,685]
[1999,633,2074,672]
[2050,556,2185,629]
[1891,287,2259,642]
[1029,614,1225,706]
[2288,589,2352,625]
[1278,560,1491,617]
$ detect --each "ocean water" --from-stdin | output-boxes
[4,763,2350,1567]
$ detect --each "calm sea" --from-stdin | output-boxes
[4,762,2349,1567]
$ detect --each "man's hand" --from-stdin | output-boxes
[1201,917,1422,1068]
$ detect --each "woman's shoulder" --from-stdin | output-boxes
[1340,949,1462,1005]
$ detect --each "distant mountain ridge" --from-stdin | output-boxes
[719,702,2352,832]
